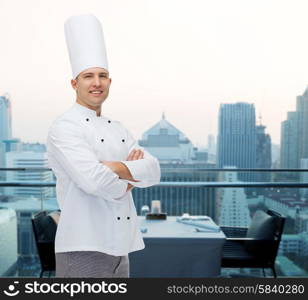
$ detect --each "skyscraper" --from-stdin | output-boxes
[0,94,12,141]
[280,87,308,171]
[218,170,251,227]
[207,134,216,163]
[300,158,308,199]
[280,111,298,168]
[5,151,53,199]
[256,124,272,182]
[0,208,17,276]
[296,87,308,165]
[217,102,257,181]
[0,94,13,174]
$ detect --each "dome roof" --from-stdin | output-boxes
[142,112,187,140]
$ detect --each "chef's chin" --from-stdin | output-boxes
[86,97,106,107]
[88,92,106,101]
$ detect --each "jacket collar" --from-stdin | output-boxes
[72,102,104,118]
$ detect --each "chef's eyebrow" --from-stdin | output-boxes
[82,72,109,76]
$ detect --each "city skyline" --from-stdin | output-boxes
[1,84,303,149]
[1,0,308,145]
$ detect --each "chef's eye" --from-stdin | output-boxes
[100,74,108,78]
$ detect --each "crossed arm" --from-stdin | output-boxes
[101,149,144,192]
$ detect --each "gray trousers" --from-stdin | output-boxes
[55,251,129,278]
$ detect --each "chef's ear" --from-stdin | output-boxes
[71,78,78,90]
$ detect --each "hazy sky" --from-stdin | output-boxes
[1,0,308,147]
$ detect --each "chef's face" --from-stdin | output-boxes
[71,67,112,110]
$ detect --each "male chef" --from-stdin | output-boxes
[46,14,161,278]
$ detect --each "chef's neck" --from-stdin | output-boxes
[76,99,101,117]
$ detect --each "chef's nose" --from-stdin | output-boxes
[93,75,101,87]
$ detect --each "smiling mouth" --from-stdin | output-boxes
[89,91,103,94]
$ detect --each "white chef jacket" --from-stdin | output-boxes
[47,102,161,256]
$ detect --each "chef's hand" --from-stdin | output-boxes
[102,161,135,192]
[126,149,144,161]
[126,183,134,192]
[123,149,144,192]
[101,161,138,182]
[101,149,144,188]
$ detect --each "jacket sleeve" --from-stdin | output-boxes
[47,119,128,201]
[120,126,161,188]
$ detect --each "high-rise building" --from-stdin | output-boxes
[217,102,257,181]
[218,170,251,227]
[21,143,46,153]
[5,151,53,199]
[272,144,280,168]
[0,94,12,141]
[256,124,272,182]
[0,94,13,169]
[280,87,308,187]
[280,111,299,169]
[300,158,308,199]
[297,87,308,164]
[0,208,17,276]
[207,134,216,154]
[207,134,216,163]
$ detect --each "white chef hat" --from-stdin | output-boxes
[64,14,108,79]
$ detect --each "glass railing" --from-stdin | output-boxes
[0,167,308,277]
